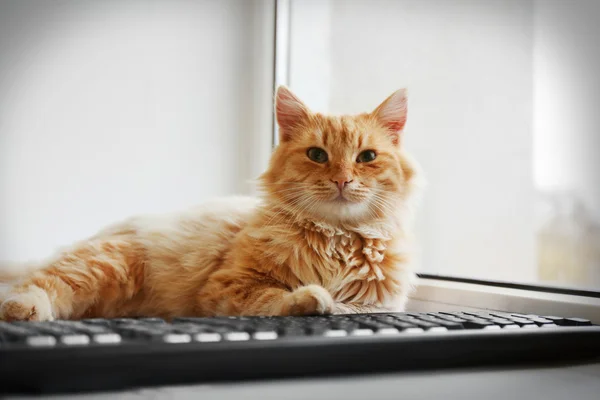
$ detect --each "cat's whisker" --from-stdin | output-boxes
[263,195,306,227]
[291,197,322,230]
[267,191,317,228]
[371,200,395,220]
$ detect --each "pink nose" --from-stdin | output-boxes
[331,179,353,192]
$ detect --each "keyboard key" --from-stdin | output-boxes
[224,332,251,341]
[391,315,420,324]
[507,318,536,327]
[93,333,122,344]
[394,318,445,330]
[439,312,475,319]
[350,329,374,336]
[414,315,442,322]
[403,327,425,334]
[489,312,514,319]
[195,333,222,342]
[431,320,463,330]
[431,314,468,323]
[562,318,592,326]
[541,324,559,328]
[522,324,539,329]
[414,316,463,330]
[324,329,347,337]
[26,336,57,347]
[253,331,278,340]
[61,334,91,346]
[539,316,591,326]
[542,316,566,325]
[376,328,400,335]
[510,313,531,319]
[528,318,554,326]
[483,325,502,330]
[462,311,493,318]
[427,327,449,333]
[163,333,192,343]
[354,316,399,331]
[463,320,494,329]
[487,319,517,327]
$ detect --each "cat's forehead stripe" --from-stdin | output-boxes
[357,131,364,149]
[321,116,355,148]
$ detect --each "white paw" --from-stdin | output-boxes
[0,287,54,321]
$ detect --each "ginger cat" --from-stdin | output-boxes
[0,86,422,321]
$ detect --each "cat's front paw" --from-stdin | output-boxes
[0,287,54,322]
[284,285,335,316]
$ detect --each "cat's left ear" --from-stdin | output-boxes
[372,89,408,145]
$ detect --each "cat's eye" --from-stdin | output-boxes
[307,147,329,163]
[356,150,377,163]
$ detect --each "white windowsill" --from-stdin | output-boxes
[407,278,600,322]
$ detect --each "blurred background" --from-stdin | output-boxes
[0,0,598,290]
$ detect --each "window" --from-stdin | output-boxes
[1,0,598,294]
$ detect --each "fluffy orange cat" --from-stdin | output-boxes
[0,86,422,321]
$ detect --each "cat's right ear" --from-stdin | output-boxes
[372,89,408,146]
[275,86,310,142]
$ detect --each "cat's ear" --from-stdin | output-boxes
[275,86,311,142]
[372,89,408,145]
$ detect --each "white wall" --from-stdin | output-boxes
[0,0,274,262]
[290,0,536,282]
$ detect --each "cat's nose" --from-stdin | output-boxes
[331,179,353,192]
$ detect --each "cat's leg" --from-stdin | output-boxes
[200,271,335,316]
[0,236,145,321]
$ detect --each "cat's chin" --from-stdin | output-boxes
[309,200,373,225]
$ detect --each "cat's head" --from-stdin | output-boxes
[261,86,422,227]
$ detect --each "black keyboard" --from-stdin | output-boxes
[1,311,599,394]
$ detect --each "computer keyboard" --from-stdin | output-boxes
[1,311,599,394]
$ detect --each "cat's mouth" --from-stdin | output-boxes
[331,192,365,205]
[333,194,349,203]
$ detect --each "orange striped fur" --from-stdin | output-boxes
[0,87,422,321]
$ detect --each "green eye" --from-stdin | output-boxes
[307,147,328,163]
[356,150,377,163]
